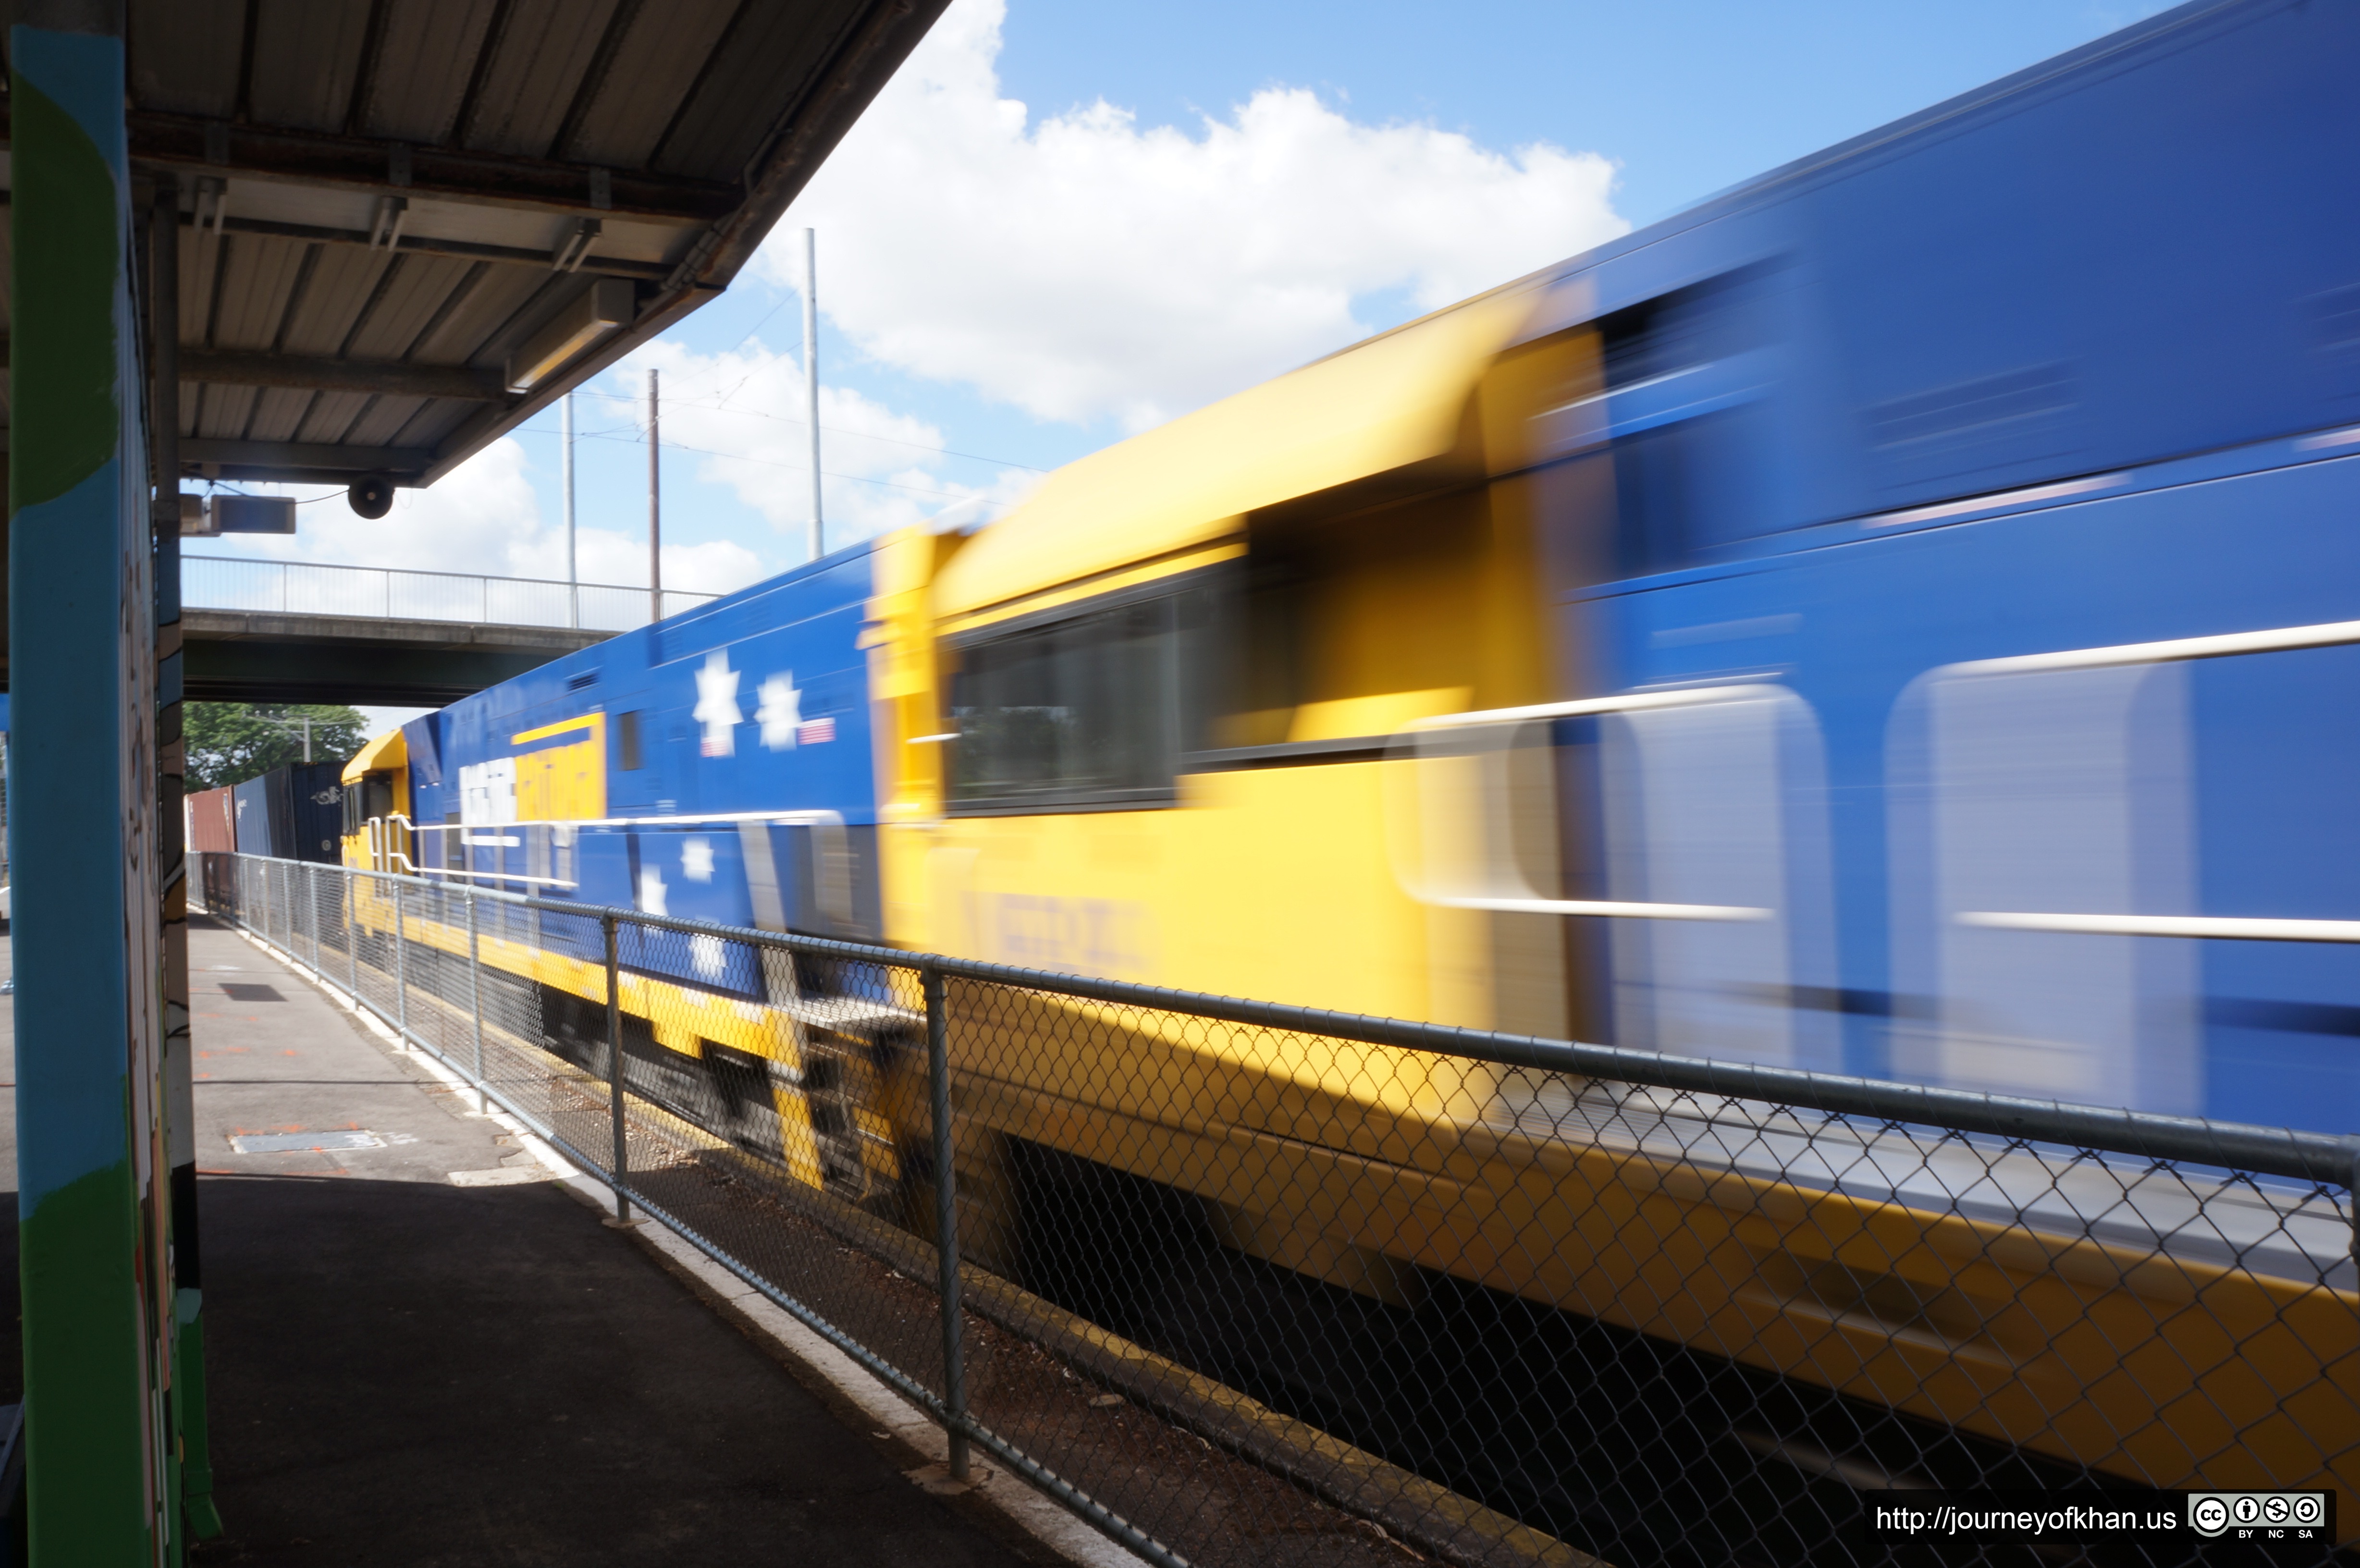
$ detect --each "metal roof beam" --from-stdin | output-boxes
[422,282,720,487]
[124,112,738,223]
[182,440,434,480]
[176,209,669,281]
[179,351,509,403]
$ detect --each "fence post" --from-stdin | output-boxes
[923,966,971,1481]
[348,869,361,999]
[467,891,487,1115]
[604,913,632,1224]
[393,878,410,1047]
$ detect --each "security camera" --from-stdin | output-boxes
[348,475,395,520]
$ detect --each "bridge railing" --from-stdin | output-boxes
[181,554,720,632]
[194,851,2360,1568]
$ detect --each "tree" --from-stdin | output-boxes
[185,702,374,792]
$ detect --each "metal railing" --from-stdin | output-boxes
[181,554,719,633]
[194,851,2360,1568]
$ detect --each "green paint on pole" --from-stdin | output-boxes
[9,74,119,511]
[19,1168,149,1562]
[173,1292,218,1542]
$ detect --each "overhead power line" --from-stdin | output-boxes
[562,383,1047,473]
[572,429,1004,504]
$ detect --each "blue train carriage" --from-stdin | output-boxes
[1490,0,2360,1143]
[1390,0,2360,1525]
[233,760,348,863]
[344,544,912,1197]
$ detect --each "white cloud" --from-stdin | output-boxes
[189,438,769,600]
[595,340,1040,552]
[764,0,1628,430]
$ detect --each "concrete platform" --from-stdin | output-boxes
[174,915,1054,1567]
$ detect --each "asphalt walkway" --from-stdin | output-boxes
[179,914,1049,1568]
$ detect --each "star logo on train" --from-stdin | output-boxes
[757,672,802,750]
[681,836,714,882]
[693,650,741,757]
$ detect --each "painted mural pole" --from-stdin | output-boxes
[11,2,180,1561]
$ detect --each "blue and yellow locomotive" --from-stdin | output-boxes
[344,0,2360,1536]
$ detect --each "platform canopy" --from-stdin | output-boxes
[0,0,947,495]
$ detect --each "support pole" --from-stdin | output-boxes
[603,914,633,1223]
[563,391,578,629]
[803,228,823,564]
[467,892,487,1115]
[348,867,361,999]
[646,368,661,625]
[149,159,220,1550]
[12,8,179,1558]
[393,878,409,1046]
[923,968,971,1481]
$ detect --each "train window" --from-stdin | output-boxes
[946,582,1224,814]
[1595,266,1782,574]
[347,772,393,826]
[1888,660,2199,1115]
[616,710,643,771]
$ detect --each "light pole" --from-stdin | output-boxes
[803,227,822,564]
[563,390,578,629]
[648,367,662,625]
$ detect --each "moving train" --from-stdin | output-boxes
[331,0,2359,1553]
[189,763,347,861]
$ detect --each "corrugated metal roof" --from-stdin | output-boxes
[0,0,946,502]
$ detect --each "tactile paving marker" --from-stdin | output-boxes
[229,1131,384,1154]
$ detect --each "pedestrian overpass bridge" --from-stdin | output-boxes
[177,556,718,707]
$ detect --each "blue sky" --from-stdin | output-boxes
[578,0,2173,580]
[236,0,2176,722]
[995,0,2169,231]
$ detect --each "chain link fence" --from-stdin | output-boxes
[194,852,2360,1568]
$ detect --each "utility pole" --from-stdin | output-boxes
[563,390,578,628]
[647,367,662,625]
[804,227,823,564]
[257,711,315,764]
